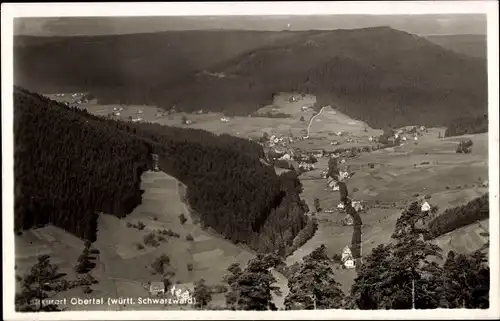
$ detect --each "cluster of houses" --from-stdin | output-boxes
[395,126,428,144]
[112,106,124,116]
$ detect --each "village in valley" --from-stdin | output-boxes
[40,90,489,279]
[10,13,492,313]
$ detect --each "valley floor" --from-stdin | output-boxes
[15,94,490,310]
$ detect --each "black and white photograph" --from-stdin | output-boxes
[2,1,499,320]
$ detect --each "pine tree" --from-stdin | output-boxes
[224,255,280,310]
[349,202,443,309]
[441,250,489,308]
[327,157,339,180]
[285,245,345,310]
[193,278,212,309]
[15,255,65,311]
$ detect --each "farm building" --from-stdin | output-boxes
[301,106,309,112]
[339,171,349,181]
[279,154,291,161]
[421,201,431,212]
[352,201,364,212]
[298,162,315,171]
[313,150,324,158]
[368,136,374,142]
[337,202,345,210]
[327,179,341,190]
[341,246,356,269]
[220,117,230,123]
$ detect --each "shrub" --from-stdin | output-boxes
[352,187,359,193]
[187,263,194,271]
[90,249,100,255]
[332,253,342,264]
[179,213,187,225]
[368,163,375,169]
[136,221,146,230]
[314,198,321,212]
[126,222,133,228]
[186,234,194,241]
[83,286,93,294]
[136,243,145,250]
[157,235,166,242]
[151,254,170,275]
[144,232,160,247]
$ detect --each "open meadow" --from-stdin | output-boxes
[286,127,488,291]
[27,93,489,307]
[15,169,290,310]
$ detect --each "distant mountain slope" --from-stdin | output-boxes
[14,87,308,253]
[14,28,487,128]
[14,30,312,96]
[159,27,487,128]
[426,34,486,59]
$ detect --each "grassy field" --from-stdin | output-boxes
[15,170,290,310]
[285,128,489,292]
[24,95,490,308]
[433,219,489,261]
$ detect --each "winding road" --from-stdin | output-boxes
[304,105,330,138]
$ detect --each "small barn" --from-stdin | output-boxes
[421,201,431,212]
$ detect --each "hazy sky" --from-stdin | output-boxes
[14,14,486,37]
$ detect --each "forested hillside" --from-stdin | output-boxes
[15,27,487,129]
[426,34,486,59]
[426,193,489,240]
[444,114,488,137]
[161,27,486,128]
[14,87,307,252]
[14,87,153,241]
[14,30,310,97]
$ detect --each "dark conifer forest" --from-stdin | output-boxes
[425,193,489,240]
[14,87,153,242]
[14,86,307,252]
[15,27,487,129]
[444,114,488,137]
